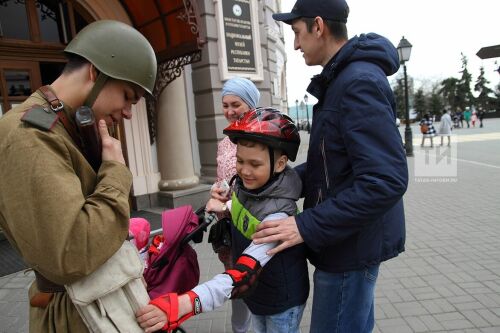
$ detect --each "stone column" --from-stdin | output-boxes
[157,73,199,190]
[123,99,161,209]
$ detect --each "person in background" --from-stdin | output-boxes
[137,108,309,333]
[478,108,485,128]
[452,111,460,129]
[471,110,477,127]
[252,0,409,332]
[210,77,260,333]
[464,107,472,128]
[438,109,453,146]
[457,110,464,128]
[420,113,437,147]
[0,20,157,332]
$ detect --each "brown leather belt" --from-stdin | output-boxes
[30,271,65,308]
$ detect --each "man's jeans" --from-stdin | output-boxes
[310,265,380,333]
[252,303,306,333]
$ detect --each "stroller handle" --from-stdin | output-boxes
[195,206,206,216]
[180,210,217,246]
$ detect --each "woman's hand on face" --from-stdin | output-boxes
[99,120,126,165]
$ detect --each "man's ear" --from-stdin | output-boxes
[314,16,325,36]
[274,154,288,173]
[88,63,98,82]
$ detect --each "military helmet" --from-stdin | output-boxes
[65,20,157,95]
[223,107,301,161]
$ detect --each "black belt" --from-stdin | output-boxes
[34,271,66,293]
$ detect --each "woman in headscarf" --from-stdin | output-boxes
[211,77,260,333]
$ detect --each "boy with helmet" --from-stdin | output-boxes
[137,108,309,333]
[0,20,156,332]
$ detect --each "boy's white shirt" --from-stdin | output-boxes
[192,200,285,312]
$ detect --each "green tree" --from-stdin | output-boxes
[428,84,444,117]
[456,53,475,110]
[392,77,406,119]
[474,66,494,112]
[414,88,427,120]
[439,77,460,111]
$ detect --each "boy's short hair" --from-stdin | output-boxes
[63,54,90,74]
[238,139,286,160]
[302,17,348,41]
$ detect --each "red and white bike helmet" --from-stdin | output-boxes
[223,107,300,161]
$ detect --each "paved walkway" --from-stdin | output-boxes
[1,119,499,333]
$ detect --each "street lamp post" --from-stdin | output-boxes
[295,99,300,128]
[304,94,310,133]
[397,36,413,157]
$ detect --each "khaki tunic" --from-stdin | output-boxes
[0,92,131,332]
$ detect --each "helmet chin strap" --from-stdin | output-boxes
[84,73,108,108]
[268,147,275,180]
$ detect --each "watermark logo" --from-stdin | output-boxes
[414,135,458,182]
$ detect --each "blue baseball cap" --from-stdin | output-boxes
[273,0,349,25]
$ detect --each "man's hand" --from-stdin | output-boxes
[98,120,125,165]
[252,216,304,255]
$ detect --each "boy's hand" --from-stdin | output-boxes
[98,120,125,165]
[135,304,168,333]
[206,198,226,213]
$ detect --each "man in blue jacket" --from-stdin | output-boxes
[253,0,408,332]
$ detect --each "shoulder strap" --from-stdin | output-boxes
[38,86,82,149]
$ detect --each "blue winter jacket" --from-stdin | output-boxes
[295,33,408,273]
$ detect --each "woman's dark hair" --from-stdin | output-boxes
[302,17,348,41]
[63,53,90,74]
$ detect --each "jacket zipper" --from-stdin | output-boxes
[321,138,330,190]
[316,188,323,205]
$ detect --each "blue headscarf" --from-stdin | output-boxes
[221,77,260,109]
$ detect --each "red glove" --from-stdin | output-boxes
[149,291,202,331]
[224,254,262,298]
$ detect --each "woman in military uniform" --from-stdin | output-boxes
[0,20,157,332]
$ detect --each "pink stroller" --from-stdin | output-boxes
[133,206,215,332]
